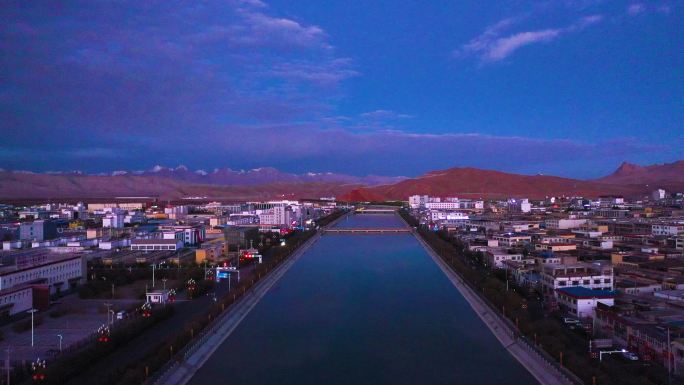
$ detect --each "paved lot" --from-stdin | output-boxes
[0,296,139,362]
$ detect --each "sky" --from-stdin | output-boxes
[1,0,683,178]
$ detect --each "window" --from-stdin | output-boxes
[604,279,611,284]
[584,280,590,285]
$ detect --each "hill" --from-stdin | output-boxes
[340,167,646,201]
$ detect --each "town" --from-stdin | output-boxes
[0,189,681,384]
[0,198,342,384]
[405,191,684,384]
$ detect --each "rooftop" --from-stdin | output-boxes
[557,287,617,299]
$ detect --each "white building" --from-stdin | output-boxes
[556,287,616,319]
[131,239,183,251]
[651,189,667,201]
[651,223,684,237]
[103,213,124,229]
[492,233,531,247]
[540,263,613,296]
[486,248,523,269]
[0,254,85,296]
[545,218,588,230]
[258,206,295,227]
[409,195,429,209]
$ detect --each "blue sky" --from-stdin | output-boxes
[1,0,682,178]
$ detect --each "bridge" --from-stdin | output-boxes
[322,228,412,234]
[355,205,400,214]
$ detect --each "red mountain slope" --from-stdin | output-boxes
[340,167,647,201]
[596,160,684,186]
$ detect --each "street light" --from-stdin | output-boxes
[27,309,38,348]
[57,334,63,352]
[104,303,112,326]
[599,348,627,362]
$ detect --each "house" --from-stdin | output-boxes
[556,287,616,319]
[486,247,523,269]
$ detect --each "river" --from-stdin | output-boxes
[188,213,537,384]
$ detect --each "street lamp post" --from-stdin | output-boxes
[27,309,38,348]
[57,334,63,352]
[104,303,112,326]
[600,348,628,362]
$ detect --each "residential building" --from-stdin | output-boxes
[19,220,57,241]
[556,287,616,319]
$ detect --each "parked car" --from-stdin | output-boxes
[621,351,639,361]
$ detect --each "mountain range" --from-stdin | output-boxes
[0,161,683,202]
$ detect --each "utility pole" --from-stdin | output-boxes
[5,345,10,385]
[104,303,112,326]
[668,327,672,385]
[27,309,38,348]
[151,264,156,288]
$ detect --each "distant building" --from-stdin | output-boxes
[131,239,183,251]
[19,220,57,241]
[651,189,667,201]
[544,218,587,230]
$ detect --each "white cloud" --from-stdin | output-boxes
[627,3,645,15]
[456,14,603,63]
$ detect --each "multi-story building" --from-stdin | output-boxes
[19,220,57,241]
[540,262,614,295]
[492,233,531,247]
[556,287,616,319]
[258,206,294,227]
[0,254,85,298]
[544,218,588,230]
[486,248,523,269]
[102,213,124,228]
[131,239,183,251]
[651,223,684,236]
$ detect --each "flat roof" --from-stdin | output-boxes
[131,239,180,245]
[557,287,617,299]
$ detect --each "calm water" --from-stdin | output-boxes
[189,214,536,385]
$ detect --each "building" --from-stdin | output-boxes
[652,223,684,237]
[545,218,588,230]
[131,239,183,251]
[535,243,577,252]
[492,233,531,247]
[409,195,429,209]
[652,189,667,201]
[0,254,85,300]
[556,287,616,319]
[540,263,614,295]
[486,248,523,269]
[19,220,57,241]
[103,213,124,228]
[158,225,204,246]
[195,240,227,264]
[258,206,294,227]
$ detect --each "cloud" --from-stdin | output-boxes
[265,58,359,86]
[2,123,675,179]
[627,3,646,15]
[456,14,603,63]
[359,110,414,120]
[0,0,360,160]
